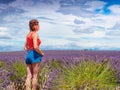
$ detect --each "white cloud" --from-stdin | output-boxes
[0,27,12,39]
[108,5,120,14]
[9,0,60,17]
[0,0,120,51]
[90,30,106,38]
[0,3,8,10]
[106,30,120,36]
[85,1,106,12]
[0,27,8,31]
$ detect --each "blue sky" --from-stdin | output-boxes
[0,0,120,51]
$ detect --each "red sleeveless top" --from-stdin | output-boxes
[26,32,41,50]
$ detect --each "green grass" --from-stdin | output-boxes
[52,59,118,90]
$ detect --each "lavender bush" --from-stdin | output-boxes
[51,59,118,90]
[0,50,120,90]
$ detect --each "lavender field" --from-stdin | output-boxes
[0,50,120,90]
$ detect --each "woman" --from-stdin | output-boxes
[24,19,44,90]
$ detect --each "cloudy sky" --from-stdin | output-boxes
[0,0,120,51]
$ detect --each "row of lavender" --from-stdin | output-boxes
[0,50,120,78]
[1,50,120,62]
[0,50,120,89]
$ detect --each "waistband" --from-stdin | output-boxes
[27,49,35,52]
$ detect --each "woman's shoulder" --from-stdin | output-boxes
[27,31,37,36]
[32,31,38,35]
[26,32,31,38]
[31,31,39,38]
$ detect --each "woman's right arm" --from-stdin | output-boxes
[24,39,28,51]
[33,32,44,57]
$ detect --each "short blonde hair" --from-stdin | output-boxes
[29,19,39,31]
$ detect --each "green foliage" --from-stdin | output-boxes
[38,63,51,89]
[0,61,4,68]
[1,59,118,90]
[52,60,118,90]
[49,59,63,69]
[10,61,26,81]
[38,60,62,89]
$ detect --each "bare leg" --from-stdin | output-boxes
[32,63,40,90]
[25,64,33,90]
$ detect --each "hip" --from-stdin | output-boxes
[26,49,42,58]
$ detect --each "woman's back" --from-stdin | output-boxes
[26,32,41,50]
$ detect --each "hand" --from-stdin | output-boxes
[41,52,44,57]
[24,47,28,51]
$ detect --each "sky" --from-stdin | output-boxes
[0,0,120,51]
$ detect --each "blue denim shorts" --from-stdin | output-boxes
[25,50,42,64]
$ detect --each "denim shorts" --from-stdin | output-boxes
[25,50,42,64]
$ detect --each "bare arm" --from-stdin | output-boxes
[24,40,28,51]
[33,32,44,57]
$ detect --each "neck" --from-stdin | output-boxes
[31,30,37,33]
